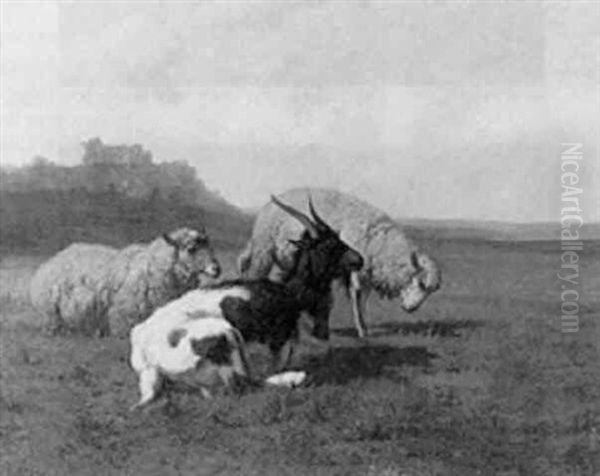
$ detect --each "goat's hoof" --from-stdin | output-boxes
[129,401,150,412]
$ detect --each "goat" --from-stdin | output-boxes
[238,188,441,337]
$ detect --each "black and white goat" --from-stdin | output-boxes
[205,195,364,371]
[129,196,364,408]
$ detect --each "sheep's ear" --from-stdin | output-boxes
[410,250,420,270]
[163,232,178,248]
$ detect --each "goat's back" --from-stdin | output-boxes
[243,188,392,279]
[255,188,389,250]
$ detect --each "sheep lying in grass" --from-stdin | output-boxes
[130,311,250,410]
[238,188,441,338]
[29,228,221,337]
[173,195,364,373]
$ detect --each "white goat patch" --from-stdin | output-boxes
[265,371,307,387]
[129,307,249,410]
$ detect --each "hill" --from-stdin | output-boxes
[1,138,240,216]
[0,188,253,255]
[0,139,252,254]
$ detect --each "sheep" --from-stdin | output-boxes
[238,188,441,338]
[29,228,221,337]
[162,195,364,374]
[129,311,250,410]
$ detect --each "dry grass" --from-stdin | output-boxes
[1,241,599,475]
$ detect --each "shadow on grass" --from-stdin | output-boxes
[301,344,437,385]
[333,318,484,338]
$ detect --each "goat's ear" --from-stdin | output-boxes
[163,232,178,248]
[288,239,307,249]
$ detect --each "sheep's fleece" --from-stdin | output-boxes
[29,228,220,336]
[239,187,441,336]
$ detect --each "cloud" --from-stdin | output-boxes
[57,0,547,92]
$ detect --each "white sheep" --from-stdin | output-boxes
[238,188,441,338]
[29,228,221,337]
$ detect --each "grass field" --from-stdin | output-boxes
[1,239,599,475]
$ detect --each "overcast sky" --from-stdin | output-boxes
[1,1,598,222]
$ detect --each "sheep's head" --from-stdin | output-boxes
[163,228,221,285]
[271,195,364,340]
[397,251,441,313]
[367,229,441,311]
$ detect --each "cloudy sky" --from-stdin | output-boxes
[1,1,598,222]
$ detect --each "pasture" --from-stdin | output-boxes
[1,238,599,475]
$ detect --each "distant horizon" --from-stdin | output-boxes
[3,152,600,229]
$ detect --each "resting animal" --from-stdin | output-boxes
[29,228,221,336]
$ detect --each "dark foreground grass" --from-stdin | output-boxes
[1,241,599,475]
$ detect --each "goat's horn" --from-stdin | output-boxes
[308,196,330,231]
[271,195,318,238]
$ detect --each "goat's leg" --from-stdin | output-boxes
[130,368,162,411]
[201,387,213,399]
[270,340,295,374]
[217,363,250,395]
[230,342,253,384]
[217,365,235,388]
[308,292,334,341]
[230,328,252,379]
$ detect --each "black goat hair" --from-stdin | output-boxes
[207,199,363,371]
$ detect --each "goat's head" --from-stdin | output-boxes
[163,227,221,284]
[272,195,364,279]
[271,195,364,339]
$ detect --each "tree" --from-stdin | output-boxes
[31,155,52,168]
[81,138,104,165]
[81,137,153,166]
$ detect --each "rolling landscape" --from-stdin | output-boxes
[1,141,599,475]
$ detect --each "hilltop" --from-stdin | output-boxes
[0,138,252,254]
